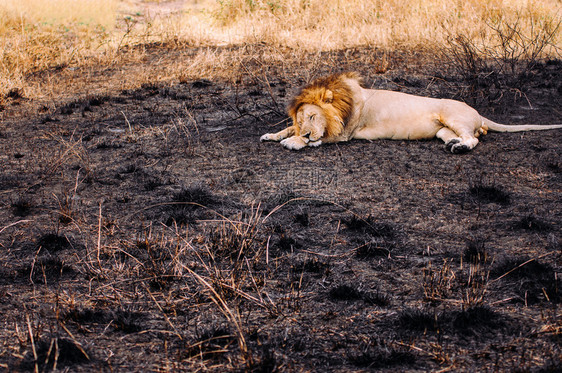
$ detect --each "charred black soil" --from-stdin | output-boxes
[1,46,561,372]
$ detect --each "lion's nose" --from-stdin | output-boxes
[302,133,310,139]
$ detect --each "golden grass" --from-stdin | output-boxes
[0,0,117,28]
[0,0,117,96]
[0,0,560,99]
[200,0,562,50]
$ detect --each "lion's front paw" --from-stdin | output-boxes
[308,140,322,147]
[260,133,277,142]
[281,136,307,150]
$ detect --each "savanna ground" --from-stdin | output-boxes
[0,1,561,371]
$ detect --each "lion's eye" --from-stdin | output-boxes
[309,114,315,121]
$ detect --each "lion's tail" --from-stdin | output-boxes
[483,117,562,132]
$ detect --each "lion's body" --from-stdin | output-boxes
[260,72,562,153]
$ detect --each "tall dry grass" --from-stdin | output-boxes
[0,0,117,95]
[0,0,560,98]
[206,0,562,50]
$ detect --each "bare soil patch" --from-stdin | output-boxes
[1,46,560,372]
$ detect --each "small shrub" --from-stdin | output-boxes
[36,233,71,252]
[463,238,491,265]
[186,326,234,360]
[264,186,300,212]
[144,177,164,191]
[343,215,397,259]
[362,289,391,307]
[492,258,560,304]
[293,212,309,227]
[328,284,389,306]
[134,239,175,290]
[275,236,301,253]
[513,215,552,232]
[348,348,416,369]
[22,337,89,371]
[207,223,258,262]
[398,308,440,332]
[301,258,330,275]
[64,308,145,333]
[11,197,33,216]
[329,284,363,302]
[423,259,456,302]
[451,306,504,334]
[343,215,395,239]
[470,184,510,205]
[173,185,217,207]
[355,238,393,259]
[162,185,218,226]
[26,257,75,284]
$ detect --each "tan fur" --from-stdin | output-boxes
[261,72,562,152]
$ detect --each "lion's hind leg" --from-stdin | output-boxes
[439,122,480,153]
[436,127,464,153]
[437,102,484,153]
[450,130,479,153]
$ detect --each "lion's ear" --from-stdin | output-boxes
[324,89,334,103]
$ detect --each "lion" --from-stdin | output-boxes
[260,72,562,153]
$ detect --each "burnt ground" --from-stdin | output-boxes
[0,46,561,372]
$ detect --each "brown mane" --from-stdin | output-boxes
[288,72,360,138]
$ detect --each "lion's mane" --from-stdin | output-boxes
[287,72,359,138]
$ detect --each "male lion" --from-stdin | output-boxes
[260,72,562,153]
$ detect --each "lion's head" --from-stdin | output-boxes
[288,72,359,141]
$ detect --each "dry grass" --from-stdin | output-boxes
[1,16,561,367]
[0,0,117,97]
[210,0,562,50]
[0,0,560,99]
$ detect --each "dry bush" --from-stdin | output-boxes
[423,241,492,309]
[442,8,562,102]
